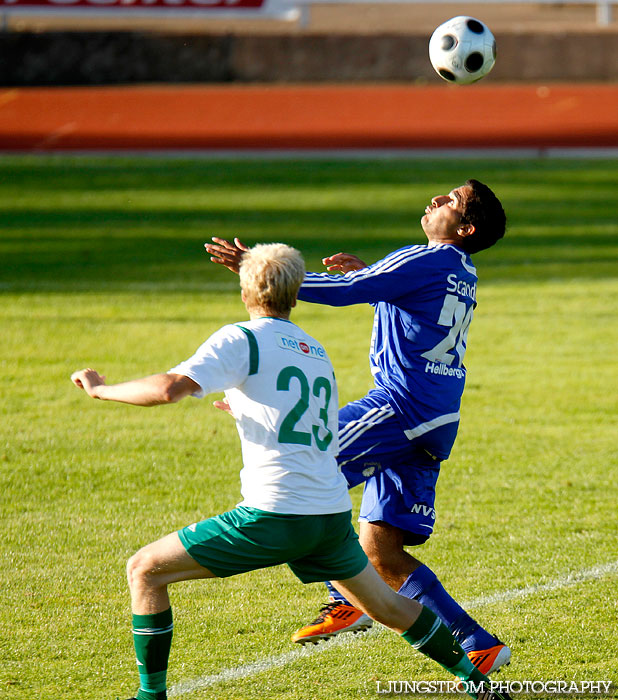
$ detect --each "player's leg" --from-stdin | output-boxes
[358,468,511,675]
[126,505,317,700]
[304,516,419,638]
[126,532,216,700]
[293,405,511,675]
[331,563,510,700]
[290,510,510,700]
[128,532,216,614]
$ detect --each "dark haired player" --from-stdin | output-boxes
[206,179,511,676]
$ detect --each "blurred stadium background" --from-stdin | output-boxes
[0,1,616,152]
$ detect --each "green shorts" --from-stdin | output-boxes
[178,506,368,583]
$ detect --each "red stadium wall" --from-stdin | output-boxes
[0,83,617,152]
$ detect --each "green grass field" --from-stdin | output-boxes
[1,155,617,700]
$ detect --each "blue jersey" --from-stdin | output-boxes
[297,244,478,461]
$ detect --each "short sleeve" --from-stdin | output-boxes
[169,324,250,398]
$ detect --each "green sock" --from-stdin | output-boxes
[401,606,489,698]
[132,607,173,700]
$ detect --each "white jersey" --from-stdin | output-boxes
[170,317,352,515]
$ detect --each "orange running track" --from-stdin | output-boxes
[0,84,616,152]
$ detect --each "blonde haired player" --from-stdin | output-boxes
[71,243,509,700]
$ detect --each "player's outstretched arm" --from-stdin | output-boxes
[71,369,199,406]
[322,252,368,273]
[204,237,249,274]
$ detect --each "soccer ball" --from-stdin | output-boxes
[429,16,496,85]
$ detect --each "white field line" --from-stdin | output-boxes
[168,559,618,697]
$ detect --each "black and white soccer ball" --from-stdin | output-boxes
[429,16,496,85]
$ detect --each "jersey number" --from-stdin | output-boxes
[421,293,473,367]
[277,366,333,451]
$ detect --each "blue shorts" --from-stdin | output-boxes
[338,390,442,545]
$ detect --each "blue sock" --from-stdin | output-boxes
[325,581,350,604]
[398,565,497,653]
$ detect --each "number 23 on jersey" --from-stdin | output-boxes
[276,366,333,451]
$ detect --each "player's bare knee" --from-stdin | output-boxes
[126,552,141,590]
[367,553,405,588]
[127,548,157,590]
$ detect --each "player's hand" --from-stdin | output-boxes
[71,368,106,398]
[204,237,250,274]
[213,397,235,417]
[322,252,368,273]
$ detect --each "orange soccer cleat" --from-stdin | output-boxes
[467,642,512,675]
[291,602,373,645]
